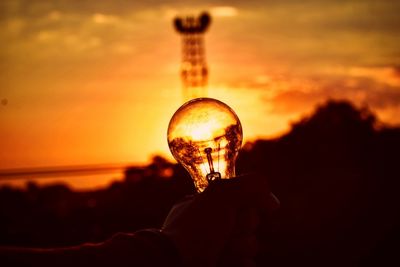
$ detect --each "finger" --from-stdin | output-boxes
[205,173,280,214]
[234,174,280,213]
[234,208,260,235]
[234,235,259,257]
[218,233,259,267]
[220,208,261,267]
[161,195,195,230]
[205,173,267,201]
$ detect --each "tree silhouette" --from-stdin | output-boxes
[0,99,399,266]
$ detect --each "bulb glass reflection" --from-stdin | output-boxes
[167,98,243,192]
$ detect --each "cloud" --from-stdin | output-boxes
[210,6,238,17]
[4,18,25,36]
[347,66,400,87]
[92,13,120,24]
[260,67,400,124]
[47,10,62,21]
[268,89,326,114]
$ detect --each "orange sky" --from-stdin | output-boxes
[1,0,400,189]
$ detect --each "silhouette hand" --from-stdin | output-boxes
[162,174,280,267]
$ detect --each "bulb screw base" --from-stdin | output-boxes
[206,171,221,183]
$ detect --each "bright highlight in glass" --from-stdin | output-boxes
[167,98,243,192]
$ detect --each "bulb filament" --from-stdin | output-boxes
[205,147,214,173]
[205,147,221,182]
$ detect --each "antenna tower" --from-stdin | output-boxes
[174,12,211,101]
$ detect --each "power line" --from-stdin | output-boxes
[0,163,142,181]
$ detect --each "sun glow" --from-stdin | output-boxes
[1,1,399,189]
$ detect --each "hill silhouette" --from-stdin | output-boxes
[0,100,399,266]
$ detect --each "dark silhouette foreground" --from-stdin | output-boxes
[0,100,399,266]
[1,175,278,267]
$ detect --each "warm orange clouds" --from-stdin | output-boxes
[1,0,400,189]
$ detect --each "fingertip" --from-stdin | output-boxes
[228,234,260,259]
[202,174,279,213]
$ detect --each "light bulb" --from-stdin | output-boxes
[168,98,243,192]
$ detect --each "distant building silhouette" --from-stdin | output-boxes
[174,12,211,101]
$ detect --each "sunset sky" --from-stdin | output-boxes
[1,0,400,188]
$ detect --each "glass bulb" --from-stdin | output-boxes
[167,98,243,192]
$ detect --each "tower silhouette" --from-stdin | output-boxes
[174,12,211,101]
